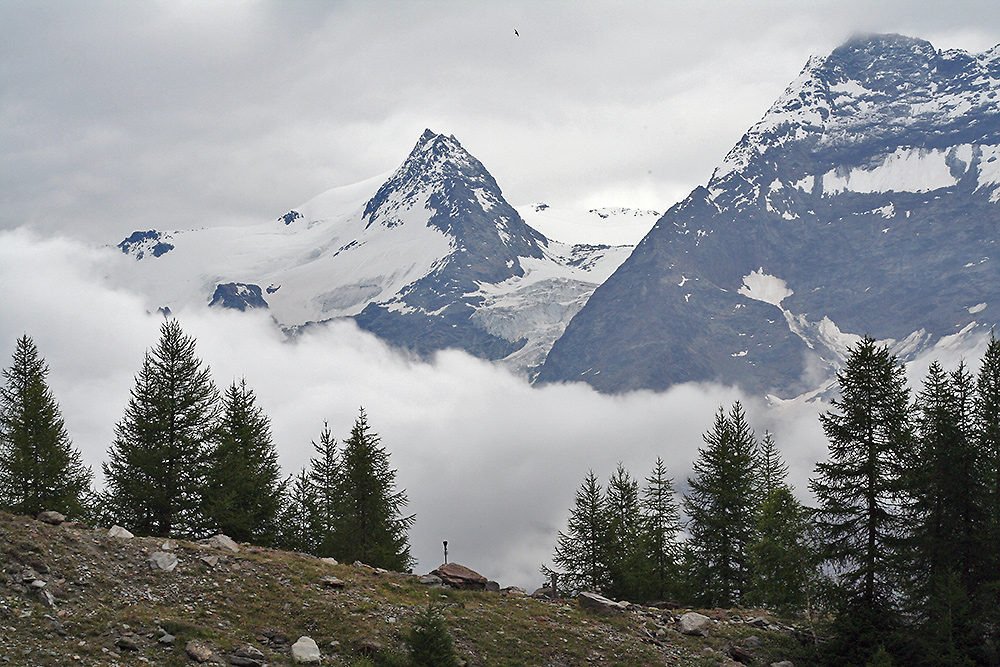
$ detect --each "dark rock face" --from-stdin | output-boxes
[208,283,269,311]
[539,34,1000,397]
[352,130,546,360]
[279,210,303,225]
[118,230,174,259]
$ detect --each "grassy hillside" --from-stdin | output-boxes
[0,511,818,666]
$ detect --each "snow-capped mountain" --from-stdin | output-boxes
[538,34,1000,396]
[108,130,651,374]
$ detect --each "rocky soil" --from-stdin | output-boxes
[0,511,817,666]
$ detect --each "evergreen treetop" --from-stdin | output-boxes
[103,319,219,537]
[0,335,92,517]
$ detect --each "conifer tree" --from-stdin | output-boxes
[748,485,812,612]
[335,407,414,571]
[551,469,610,594]
[0,335,92,517]
[308,421,341,558]
[278,468,319,554]
[103,319,219,537]
[756,431,788,503]
[202,378,285,545]
[604,463,644,600]
[684,402,759,607]
[639,457,682,602]
[905,361,984,664]
[974,335,1000,664]
[810,336,912,664]
[975,336,1000,574]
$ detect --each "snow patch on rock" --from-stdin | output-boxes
[738,269,793,307]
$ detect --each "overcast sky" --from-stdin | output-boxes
[2,1,1000,588]
[3,1,1000,241]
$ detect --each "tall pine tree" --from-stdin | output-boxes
[335,407,414,571]
[103,319,219,537]
[684,402,759,607]
[202,378,285,545]
[810,336,912,665]
[0,335,92,517]
[639,457,682,602]
[604,463,644,600]
[550,469,610,594]
[277,468,319,554]
[308,421,341,558]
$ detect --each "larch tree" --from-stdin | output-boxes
[639,457,682,602]
[103,319,219,537]
[202,378,285,545]
[810,336,912,666]
[335,407,414,571]
[683,402,759,607]
[278,468,319,555]
[604,463,644,601]
[308,421,341,558]
[550,469,610,594]
[0,335,92,517]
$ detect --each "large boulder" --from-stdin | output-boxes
[205,533,240,553]
[430,563,488,590]
[291,636,321,663]
[577,591,629,615]
[679,611,713,637]
[36,511,66,525]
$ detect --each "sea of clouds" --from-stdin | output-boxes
[3,227,988,589]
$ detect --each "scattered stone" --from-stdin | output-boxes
[161,539,177,551]
[186,639,215,663]
[743,635,763,650]
[531,586,555,599]
[37,589,56,608]
[36,511,66,525]
[116,635,140,651]
[229,644,266,666]
[430,562,488,590]
[320,576,345,589]
[158,633,176,645]
[747,616,771,629]
[205,534,240,553]
[108,525,134,539]
[419,574,443,586]
[578,591,629,616]
[728,643,755,664]
[771,662,795,667]
[502,586,527,595]
[200,554,220,567]
[320,557,338,566]
[679,611,713,637]
[31,579,46,589]
[486,580,501,592]
[44,615,67,636]
[291,636,321,664]
[148,551,178,572]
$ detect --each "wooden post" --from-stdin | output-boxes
[443,540,448,564]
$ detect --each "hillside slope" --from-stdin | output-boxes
[0,511,815,666]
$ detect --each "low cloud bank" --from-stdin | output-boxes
[0,229,853,588]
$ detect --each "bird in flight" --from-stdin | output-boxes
[513,28,519,37]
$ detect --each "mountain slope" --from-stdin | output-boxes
[107,131,647,373]
[538,34,1000,396]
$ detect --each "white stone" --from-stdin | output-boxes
[291,636,321,663]
[679,611,713,637]
[108,525,134,539]
[149,551,178,572]
[205,534,240,553]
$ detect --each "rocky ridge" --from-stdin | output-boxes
[538,34,1000,396]
[1,511,815,666]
